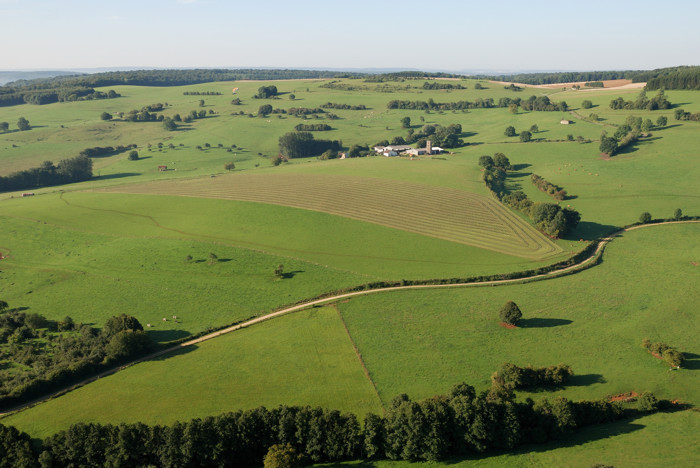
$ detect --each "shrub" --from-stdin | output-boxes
[128,150,138,161]
[499,301,522,325]
[639,212,652,224]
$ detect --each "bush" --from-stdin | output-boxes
[637,392,659,413]
[499,301,522,325]
[581,100,593,109]
[519,130,532,142]
[128,150,139,160]
[639,212,652,224]
[264,443,306,468]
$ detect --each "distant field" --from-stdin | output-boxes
[102,173,562,259]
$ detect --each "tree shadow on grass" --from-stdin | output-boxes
[567,373,606,387]
[93,172,140,181]
[518,318,572,328]
[512,163,531,171]
[149,343,198,362]
[146,329,192,343]
[281,270,304,279]
[681,352,700,370]
[570,221,621,240]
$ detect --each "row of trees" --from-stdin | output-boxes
[599,115,666,156]
[294,123,332,131]
[674,108,700,121]
[387,95,566,112]
[1,380,655,466]
[642,339,685,367]
[0,303,153,409]
[0,155,92,193]
[609,89,671,111]
[78,145,136,158]
[482,70,637,85]
[422,81,465,90]
[0,87,119,108]
[480,154,580,238]
[183,91,222,95]
[320,102,367,110]
[531,174,568,200]
[492,363,574,390]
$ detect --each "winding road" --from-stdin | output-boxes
[1,220,698,417]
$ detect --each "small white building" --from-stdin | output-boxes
[560,119,572,125]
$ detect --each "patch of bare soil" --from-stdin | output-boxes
[499,322,517,329]
[609,391,639,402]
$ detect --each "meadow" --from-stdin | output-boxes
[1,76,699,465]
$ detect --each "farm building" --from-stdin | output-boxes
[373,145,412,157]
[560,119,573,125]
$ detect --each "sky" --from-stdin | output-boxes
[1,0,699,72]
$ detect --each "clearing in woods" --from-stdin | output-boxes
[100,173,561,260]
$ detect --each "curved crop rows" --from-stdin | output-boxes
[101,173,561,260]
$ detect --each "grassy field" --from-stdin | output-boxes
[101,172,561,259]
[1,78,699,465]
[1,306,384,437]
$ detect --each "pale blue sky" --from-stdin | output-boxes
[1,0,698,72]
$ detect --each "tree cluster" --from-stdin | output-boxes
[531,174,568,200]
[287,107,326,117]
[255,85,278,99]
[79,144,136,158]
[183,91,222,95]
[294,123,332,131]
[278,132,342,159]
[642,65,700,90]
[642,339,685,368]
[0,304,153,409]
[584,81,604,88]
[674,108,700,121]
[609,89,671,110]
[320,102,367,110]
[0,155,93,193]
[406,123,463,148]
[492,363,573,390]
[0,87,119,108]
[422,81,465,90]
[599,115,658,156]
[519,95,568,112]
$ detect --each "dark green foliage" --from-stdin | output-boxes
[400,116,411,128]
[492,153,511,170]
[481,70,637,85]
[0,122,8,132]
[531,174,567,200]
[637,392,659,413]
[0,154,92,193]
[656,115,667,127]
[599,135,619,156]
[519,130,532,142]
[287,107,325,117]
[0,424,37,468]
[16,117,30,131]
[643,65,700,90]
[609,89,671,110]
[321,102,367,110]
[162,117,177,131]
[294,123,332,131]
[478,155,494,169]
[224,161,235,171]
[492,363,573,390]
[673,208,683,220]
[639,212,652,223]
[256,85,278,99]
[102,314,143,338]
[258,104,273,116]
[128,150,139,161]
[584,81,604,88]
[264,443,306,468]
[105,330,154,362]
[673,108,700,121]
[520,95,567,112]
[499,301,522,325]
[99,111,112,120]
[642,339,685,367]
[504,126,516,137]
[278,132,342,159]
[581,100,593,109]
[422,81,465,90]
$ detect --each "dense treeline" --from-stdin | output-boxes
[4,69,359,90]
[641,66,700,90]
[387,95,566,112]
[0,87,119,107]
[320,102,367,110]
[78,144,136,158]
[278,132,342,158]
[599,115,661,156]
[480,154,580,238]
[406,123,463,148]
[363,71,463,82]
[674,108,700,121]
[294,123,332,131]
[609,89,671,110]
[254,85,278,99]
[287,107,326,117]
[481,70,639,85]
[0,155,92,193]
[531,174,568,200]
[492,363,574,390]
[0,305,154,409]
[0,380,669,467]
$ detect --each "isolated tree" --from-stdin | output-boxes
[637,392,658,413]
[0,300,8,312]
[519,130,532,142]
[641,118,653,132]
[185,254,193,263]
[599,136,618,155]
[529,124,539,133]
[508,103,518,114]
[224,161,235,171]
[656,116,667,128]
[163,118,177,131]
[639,212,652,224]
[504,126,516,137]
[0,121,9,132]
[100,112,112,121]
[16,117,30,131]
[673,208,682,220]
[493,152,511,170]
[289,93,295,100]
[499,301,522,326]
[274,264,284,278]
[400,116,411,128]
[263,443,305,468]
[258,104,273,116]
[199,99,205,107]
[128,150,138,160]
[208,253,218,265]
[581,100,593,109]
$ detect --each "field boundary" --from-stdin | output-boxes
[1,220,698,417]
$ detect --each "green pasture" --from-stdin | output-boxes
[1,306,384,437]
